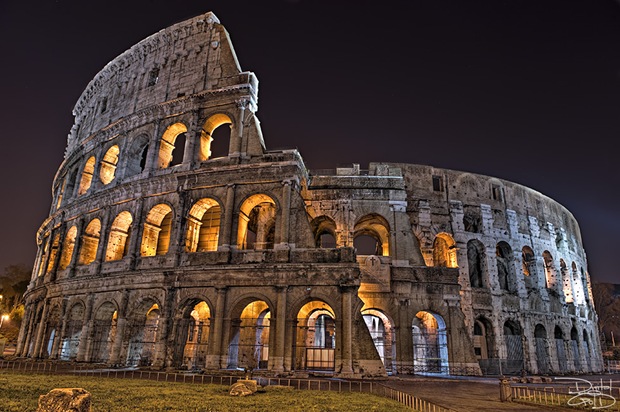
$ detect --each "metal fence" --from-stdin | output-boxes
[511,384,620,411]
[0,360,455,412]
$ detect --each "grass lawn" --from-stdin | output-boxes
[0,370,410,411]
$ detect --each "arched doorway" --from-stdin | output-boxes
[60,303,85,361]
[412,311,449,375]
[554,326,568,373]
[295,301,336,371]
[362,309,396,374]
[570,327,580,372]
[227,300,270,370]
[90,302,117,363]
[534,324,550,374]
[126,301,160,367]
[503,320,524,374]
[178,301,211,370]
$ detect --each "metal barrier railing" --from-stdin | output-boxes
[511,384,620,411]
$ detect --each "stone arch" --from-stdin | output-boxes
[64,168,79,202]
[560,259,573,303]
[174,298,212,370]
[583,329,591,370]
[90,301,118,363]
[77,156,96,196]
[124,133,150,177]
[496,241,516,293]
[226,298,272,370]
[542,250,556,290]
[237,193,278,250]
[534,324,550,374]
[353,213,390,256]
[99,145,120,185]
[185,198,222,252]
[467,239,487,288]
[158,122,188,168]
[60,301,85,361]
[295,300,337,371]
[200,113,232,160]
[521,246,537,289]
[473,317,494,361]
[310,215,337,248]
[58,225,78,270]
[433,233,457,268]
[554,325,568,373]
[78,218,101,265]
[140,203,174,256]
[105,211,133,261]
[503,319,524,373]
[412,310,449,375]
[361,308,396,374]
[570,326,581,371]
[43,305,63,359]
[125,298,161,367]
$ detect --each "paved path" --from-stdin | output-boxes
[382,375,585,412]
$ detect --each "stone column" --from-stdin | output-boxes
[152,287,176,369]
[206,287,227,369]
[16,300,35,356]
[93,210,111,273]
[340,286,354,375]
[68,219,85,278]
[273,286,287,371]
[231,99,247,157]
[218,184,235,251]
[32,299,50,358]
[276,180,292,249]
[128,198,144,270]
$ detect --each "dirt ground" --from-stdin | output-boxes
[381,374,620,412]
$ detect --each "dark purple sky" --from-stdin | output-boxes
[0,0,619,283]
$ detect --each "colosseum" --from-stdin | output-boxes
[17,12,602,378]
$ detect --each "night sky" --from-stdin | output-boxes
[1,1,618,284]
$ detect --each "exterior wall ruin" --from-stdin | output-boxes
[17,12,602,378]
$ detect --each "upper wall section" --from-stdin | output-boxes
[66,12,256,158]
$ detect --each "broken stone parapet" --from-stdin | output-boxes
[37,388,92,412]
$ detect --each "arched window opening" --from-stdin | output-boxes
[158,123,188,169]
[354,214,390,256]
[295,301,336,371]
[91,303,117,363]
[571,262,584,304]
[554,326,568,373]
[521,246,536,289]
[560,259,574,303]
[78,219,101,265]
[543,251,556,291]
[60,303,84,361]
[186,199,221,252]
[237,194,277,250]
[140,204,173,256]
[433,233,457,268]
[503,320,524,374]
[58,226,77,270]
[200,114,232,161]
[43,307,62,359]
[583,330,591,370]
[227,300,271,370]
[99,145,120,185]
[180,301,211,370]
[126,302,160,367]
[105,211,133,261]
[362,309,396,374]
[77,156,96,196]
[45,233,61,274]
[310,216,337,248]
[496,241,516,293]
[534,324,550,374]
[412,311,449,375]
[125,135,150,177]
[467,239,486,288]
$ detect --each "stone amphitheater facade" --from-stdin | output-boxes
[17,12,602,378]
